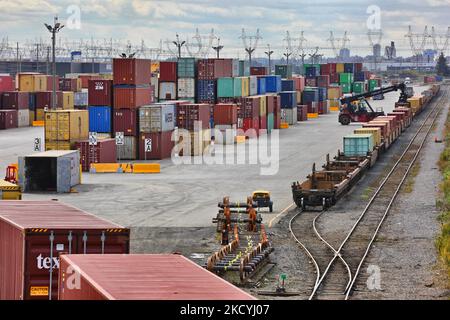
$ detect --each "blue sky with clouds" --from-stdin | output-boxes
[1,0,449,58]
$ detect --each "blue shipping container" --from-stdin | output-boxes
[301,89,319,104]
[354,71,366,82]
[265,75,281,93]
[88,106,112,133]
[197,79,216,101]
[28,93,36,111]
[344,63,354,74]
[280,91,297,109]
[305,66,319,79]
[318,87,327,102]
[281,79,295,92]
[257,77,266,95]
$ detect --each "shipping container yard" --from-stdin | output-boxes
[1,1,450,311]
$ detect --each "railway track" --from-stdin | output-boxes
[290,87,448,300]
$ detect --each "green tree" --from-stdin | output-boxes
[436,52,450,76]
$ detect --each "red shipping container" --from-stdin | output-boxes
[114,86,152,109]
[139,131,174,160]
[354,63,363,73]
[266,95,275,114]
[1,91,29,110]
[176,104,210,130]
[59,78,78,92]
[75,139,117,172]
[306,78,317,87]
[35,91,63,109]
[259,115,267,130]
[297,105,308,121]
[219,59,233,78]
[0,110,18,129]
[159,61,177,82]
[307,102,318,114]
[79,75,101,89]
[243,117,260,137]
[0,75,14,93]
[88,80,113,106]
[242,97,260,118]
[329,73,339,84]
[113,58,151,85]
[292,76,305,92]
[317,75,330,88]
[0,201,129,300]
[273,95,281,113]
[197,59,215,80]
[214,104,238,125]
[250,67,267,76]
[46,75,60,91]
[217,97,235,104]
[113,109,137,136]
[274,112,281,129]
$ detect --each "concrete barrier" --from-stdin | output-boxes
[90,163,121,173]
[32,121,44,127]
[132,163,161,174]
[280,123,289,129]
[307,113,319,119]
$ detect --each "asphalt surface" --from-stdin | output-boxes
[0,85,429,230]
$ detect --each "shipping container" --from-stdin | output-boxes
[339,73,354,84]
[240,97,260,119]
[354,128,381,147]
[292,76,305,92]
[297,105,308,122]
[343,134,374,156]
[139,131,174,160]
[17,109,29,127]
[113,109,137,136]
[0,201,129,300]
[304,66,319,78]
[281,79,295,91]
[44,110,89,142]
[17,73,47,92]
[29,110,35,126]
[0,75,14,93]
[114,85,152,109]
[352,82,366,94]
[76,139,117,172]
[113,58,151,85]
[58,254,253,300]
[197,79,216,103]
[28,93,36,111]
[257,77,266,95]
[327,86,342,100]
[281,107,297,125]
[344,63,354,74]
[176,103,210,130]
[36,91,63,109]
[363,123,389,143]
[35,108,45,121]
[250,66,267,76]
[59,78,81,92]
[233,77,243,98]
[159,61,177,82]
[341,83,352,94]
[177,78,195,98]
[259,115,267,131]
[88,106,112,133]
[217,77,234,98]
[0,110,18,129]
[266,113,274,134]
[214,124,237,145]
[280,91,297,109]
[46,75,60,91]
[175,129,210,156]
[266,95,276,114]
[74,92,88,107]
[1,91,29,110]
[61,91,74,110]
[257,95,267,116]
[177,58,196,78]
[275,65,293,79]
[88,80,113,106]
[116,135,137,160]
[336,63,345,73]
[239,60,250,77]
[242,117,259,134]
[249,76,258,96]
[214,104,238,125]
[139,104,175,133]
[265,75,282,93]
[240,77,250,97]
[317,75,330,88]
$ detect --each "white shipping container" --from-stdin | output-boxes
[151,75,159,100]
[281,107,297,125]
[177,78,196,98]
[74,92,88,106]
[232,59,240,78]
[159,82,176,100]
[139,104,176,133]
[249,76,258,96]
[18,109,29,127]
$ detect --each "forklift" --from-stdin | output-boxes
[338,83,409,125]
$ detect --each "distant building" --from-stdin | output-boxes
[339,48,350,60]
[423,49,437,62]
[373,44,382,58]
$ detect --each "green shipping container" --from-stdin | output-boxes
[339,73,354,84]
[239,60,250,77]
[341,83,352,94]
[233,78,242,98]
[177,58,196,78]
[343,134,374,157]
[302,64,321,75]
[217,77,235,98]
[267,113,274,134]
[368,79,378,92]
[352,82,366,94]
[275,65,293,79]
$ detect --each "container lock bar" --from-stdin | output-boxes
[101,231,106,254]
[49,231,55,301]
[68,231,73,255]
[83,231,87,254]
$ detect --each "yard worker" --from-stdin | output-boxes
[248,207,257,232]
[221,224,229,246]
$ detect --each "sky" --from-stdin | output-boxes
[0,0,449,58]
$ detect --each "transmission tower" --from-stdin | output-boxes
[239,29,262,67]
[185,28,216,58]
[405,25,432,67]
[328,31,350,58]
[431,26,450,54]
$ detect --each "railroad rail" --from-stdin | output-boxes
[290,87,448,300]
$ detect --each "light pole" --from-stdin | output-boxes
[173,34,186,58]
[264,44,274,74]
[45,16,64,110]
[212,38,224,58]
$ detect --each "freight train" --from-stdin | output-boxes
[292,84,441,210]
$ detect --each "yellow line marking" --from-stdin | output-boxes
[269,202,295,228]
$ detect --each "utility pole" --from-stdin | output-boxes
[172,34,186,58]
[240,29,261,67]
[36,43,40,72]
[212,38,224,58]
[45,16,64,111]
[16,42,19,74]
[309,47,320,64]
[283,48,292,65]
[46,46,50,75]
[264,44,274,74]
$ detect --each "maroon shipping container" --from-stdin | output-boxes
[176,104,210,131]
[259,115,267,130]
[46,75,60,91]
[114,86,152,109]
[250,67,267,76]
[274,111,281,129]
[307,102,318,114]
[197,59,232,79]
[0,75,14,93]
[1,91,29,110]
[75,139,117,172]
[297,105,308,121]
[217,97,235,104]
[197,59,215,80]
[0,110,18,129]
[113,109,138,136]
[0,201,130,300]
[88,80,113,106]
[242,97,260,118]
[305,78,317,87]
[214,104,238,125]
[139,131,174,160]
[218,59,233,78]
[113,58,151,85]
[159,62,177,82]
[329,73,339,84]
[35,91,63,109]
[320,64,336,75]
[354,63,363,73]
[266,95,275,114]
[317,75,330,88]
[58,254,255,300]
[243,117,259,136]
[59,78,78,92]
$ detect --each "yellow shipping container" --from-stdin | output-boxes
[336,63,345,73]
[297,91,301,104]
[328,87,341,100]
[241,77,249,97]
[0,180,22,200]
[18,73,47,92]
[61,91,75,110]
[45,141,73,151]
[151,61,160,73]
[45,110,89,142]
[354,128,382,147]
[259,95,267,116]
[36,108,45,121]
[407,97,422,109]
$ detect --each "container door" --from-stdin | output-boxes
[75,230,129,255]
[24,231,78,300]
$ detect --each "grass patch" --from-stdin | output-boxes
[361,187,374,200]
[403,163,421,193]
